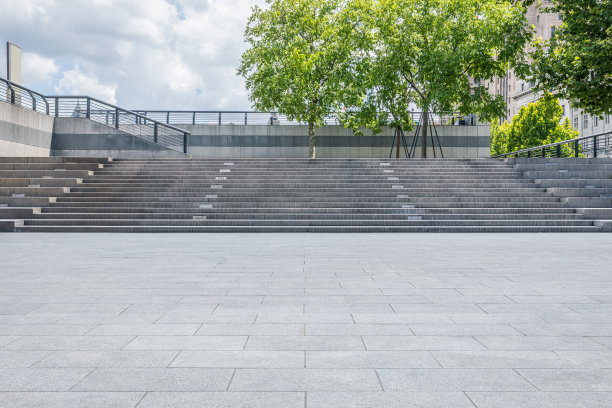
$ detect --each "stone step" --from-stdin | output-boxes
[0,157,112,164]
[0,187,71,196]
[22,219,595,227]
[0,178,83,187]
[40,207,578,214]
[47,201,568,208]
[29,212,585,220]
[0,163,104,171]
[14,225,602,232]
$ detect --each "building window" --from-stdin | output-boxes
[607,115,611,125]
[583,115,588,130]
[594,116,599,128]
[562,105,565,116]
[537,15,540,23]
[573,117,579,129]
[551,26,556,38]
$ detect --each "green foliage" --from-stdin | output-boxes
[339,0,533,158]
[238,0,371,158]
[490,94,580,156]
[530,0,612,116]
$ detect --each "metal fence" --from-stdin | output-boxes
[0,78,49,115]
[46,96,190,154]
[493,130,612,159]
[131,110,478,127]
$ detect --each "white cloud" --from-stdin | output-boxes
[22,52,59,84]
[0,0,265,110]
[55,67,117,104]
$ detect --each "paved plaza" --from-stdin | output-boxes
[0,233,611,407]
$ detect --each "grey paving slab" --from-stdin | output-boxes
[516,369,612,391]
[123,335,248,351]
[137,392,305,408]
[305,324,415,336]
[306,350,440,368]
[0,351,52,368]
[170,350,304,368]
[0,324,95,336]
[474,336,607,351]
[307,392,476,408]
[409,324,522,336]
[73,368,234,391]
[246,335,365,350]
[377,368,535,391]
[85,324,200,336]
[0,392,145,408]
[3,336,134,351]
[431,351,576,368]
[1,233,612,406]
[363,336,486,351]
[196,323,304,336]
[0,368,91,391]
[466,392,612,408]
[33,351,178,368]
[229,368,381,391]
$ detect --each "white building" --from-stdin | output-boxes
[489,1,612,137]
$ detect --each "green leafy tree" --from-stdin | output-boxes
[342,0,533,158]
[490,94,580,156]
[530,0,612,117]
[238,0,371,158]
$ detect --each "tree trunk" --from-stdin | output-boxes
[421,110,429,159]
[396,126,401,159]
[309,122,316,159]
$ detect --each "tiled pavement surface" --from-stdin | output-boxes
[0,233,611,407]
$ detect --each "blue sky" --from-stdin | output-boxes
[0,0,264,110]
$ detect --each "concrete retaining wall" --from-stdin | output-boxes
[52,118,187,158]
[0,102,54,156]
[183,124,490,158]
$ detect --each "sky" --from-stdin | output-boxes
[0,0,265,110]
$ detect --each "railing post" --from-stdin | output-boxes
[8,85,15,104]
[218,112,222,125]
[86,98,91,119]
[55,97,59,117]
[192,112,196,125]
[575,140,579,158]
[166,111,170,125]
[556,144,561,158]
[244,112,248,125]
[44,99,49,115]
[154,123,158,144]
[593,136,598,158]
[542,147,546,158]
[115,109,120,129]
[183,132,188,154]
[527,150,531,158]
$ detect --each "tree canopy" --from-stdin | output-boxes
[239,0,534,158]
[238,0,371,158]
[530,0,612,117]
[337,0,534,157]
[490,93,579,156]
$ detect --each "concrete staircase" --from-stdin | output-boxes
[1,157,609,232]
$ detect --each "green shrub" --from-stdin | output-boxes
[491,93,580,157]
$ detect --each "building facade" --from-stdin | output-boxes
[488,1,611,137]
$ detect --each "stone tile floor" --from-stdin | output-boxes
[0,233,611,407]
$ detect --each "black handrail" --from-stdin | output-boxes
[48,96,191,154]
[131,110,480,127]
[493,130,612,159]
[0,78,49,115]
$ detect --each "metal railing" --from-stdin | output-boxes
[47,96,190,154]
[493,130,612,159]
[0,78,49,115]
[132,110,479,127]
